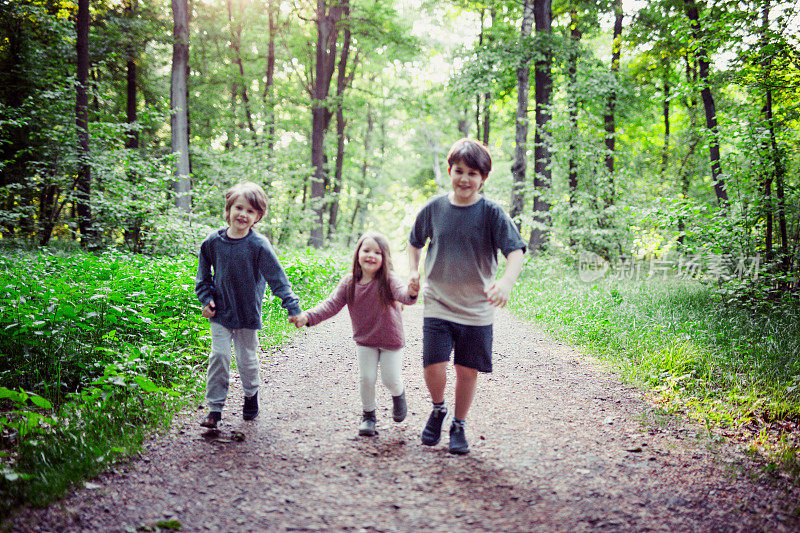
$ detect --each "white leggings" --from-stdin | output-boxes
[356,346,404,412]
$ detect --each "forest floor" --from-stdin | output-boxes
[9,305,800,532]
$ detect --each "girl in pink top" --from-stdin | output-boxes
[291,231,419,436]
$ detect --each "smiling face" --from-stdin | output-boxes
[357,237,384,281]
[226,196,262,238]
[448,161,487,206]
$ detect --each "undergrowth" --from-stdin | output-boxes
[509,256,800,479]
[0,246,342,516]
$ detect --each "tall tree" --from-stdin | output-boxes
[309,0,346,247]
[227,0,257,141]
[529,0,553,252]
[124,0,143,250]
[328,1,356,239]
[263,0,278,167]
[660,56,671,177]
[758,0,788,267]
[75,0,93,245]
[566,8,582,209]
[603,0,623,207]
[476,7,494,145]
[509,0,534,229]
[125,0,139,152]
[683,0,728,207]
[349,101,374,246]
[171,0,191,211]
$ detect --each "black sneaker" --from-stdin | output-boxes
[200,411,222,429]
[392,391,407,422]
[421,406,448,446]
[359,410,377,437]
[243,392,259,420]
[449,422,469,455]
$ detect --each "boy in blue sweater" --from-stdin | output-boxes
[195,182,301,429]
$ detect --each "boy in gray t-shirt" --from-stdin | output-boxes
[408,138,525,454]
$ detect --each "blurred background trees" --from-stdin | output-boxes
[0,0,797,293]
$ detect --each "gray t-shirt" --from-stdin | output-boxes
[408,194,526,326]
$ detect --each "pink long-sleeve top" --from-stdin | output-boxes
[305,272,418,350]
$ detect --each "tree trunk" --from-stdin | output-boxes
[75,0,93,245]
[38,184,58,246]
[125,0,139,151]
[602,0,623,207]
[766,74,789,272]
[763,97,774,263]
[683,0,728,207]
[328,5,354,240]
[348,105,373,246]
[263,0,277,168]
[566,10,581,209]
[482,92,491,144]
[759,0,788,270]
[171,0,191,211]
[760,1,773,262]
[226,83,239,150]
[677,54,699,247]
[529,0,552,252]
[476,8,493,145]
[509,0,534,230]
[457,107,470,137]
[509,0,534,229]
[309,0,345,248]
[124,0,143,251]
[422,128,443,191]
[475,94,481,142]
[227,0,257,141]
[661,59,670,177]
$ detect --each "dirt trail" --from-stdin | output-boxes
[10,305,800,532]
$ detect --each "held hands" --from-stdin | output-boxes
[408,275,420,298]
[485,279,513,308]
[202,300,216,319]
[288,312,309,328]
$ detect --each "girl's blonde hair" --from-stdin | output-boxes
[349,230,395,309]
[223,182,268,225]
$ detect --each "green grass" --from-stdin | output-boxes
[509,256,800,476]
[0,246,343,516]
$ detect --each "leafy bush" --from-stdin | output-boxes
[509,256,800,430]
[0,250,205,403]
[0,246,343,515]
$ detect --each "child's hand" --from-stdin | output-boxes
[408,277,420,297]
[202,300,216,319]
[289,312,309,328]
[485,280,512,308]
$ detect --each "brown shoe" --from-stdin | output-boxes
[200,411,222,428]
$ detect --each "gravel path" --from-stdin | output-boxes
[10,305,800,532]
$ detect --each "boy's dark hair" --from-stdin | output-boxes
[349,230,395,310]
[447,138,492,177]
[224,182,268,225]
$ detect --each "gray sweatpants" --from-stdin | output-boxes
[206,322,260,412]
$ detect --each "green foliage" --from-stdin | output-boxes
[510,256,800,472]
[259,247,348,346]
[0,246,343,516]
[0,250,205,402]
